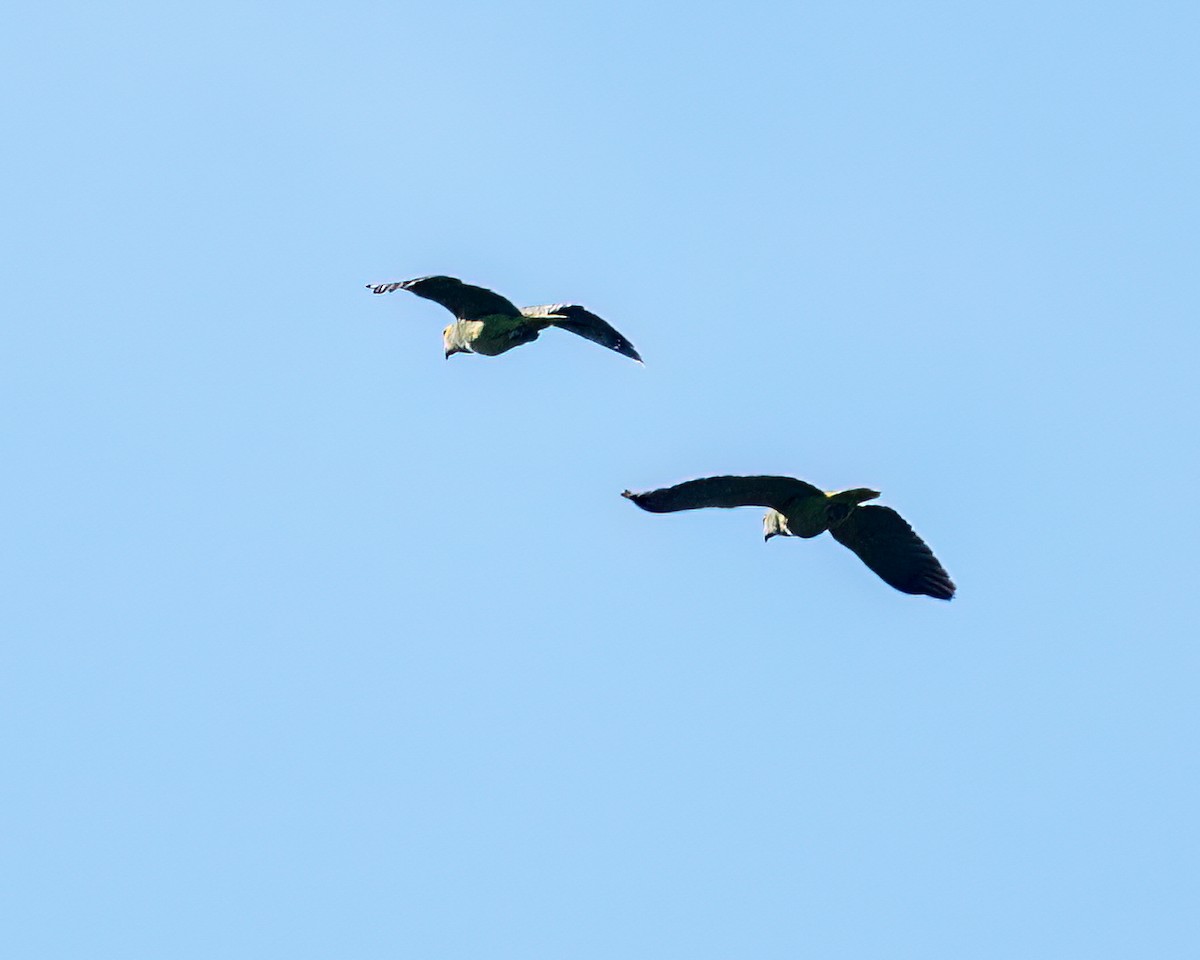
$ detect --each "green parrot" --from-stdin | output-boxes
[622,475,955,600]
[367,275,642,363]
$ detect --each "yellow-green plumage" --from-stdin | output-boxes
[443,315,543,357]
[622,475,954,600]
[367,275,642,362]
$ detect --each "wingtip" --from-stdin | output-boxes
[365,279,409,295]
[927,577,956,601]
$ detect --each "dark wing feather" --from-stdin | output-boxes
[522,303,642,362]
[622,475,822,513]
[829,505,955,600]
[367,276,521,320]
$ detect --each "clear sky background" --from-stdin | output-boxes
[4,2,1197,957]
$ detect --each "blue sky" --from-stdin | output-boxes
[4,2,1197,957]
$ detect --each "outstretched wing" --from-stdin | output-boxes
[366,276,521,320]
[829,505,955,600]
[522,303,642,362]
[622,475,822,513]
